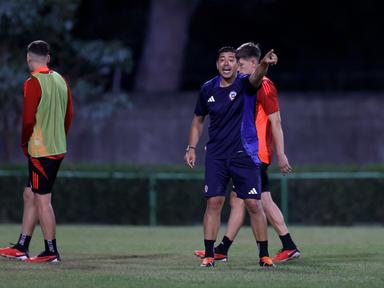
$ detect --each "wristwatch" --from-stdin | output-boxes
[186,145,196,152]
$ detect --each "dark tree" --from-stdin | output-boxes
[134,0,199,92]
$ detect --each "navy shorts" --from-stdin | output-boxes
[232,163,270,195]
[27,156,63,195]
[204,152,261,199]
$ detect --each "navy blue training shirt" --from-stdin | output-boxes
[194,73,261,163]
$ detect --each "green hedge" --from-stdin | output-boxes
[286,179,384,225]
[0,174,383,225]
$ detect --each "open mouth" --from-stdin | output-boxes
[222,67,232,74]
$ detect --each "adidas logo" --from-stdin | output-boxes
[207,96,215,103]
[248,188,258,195]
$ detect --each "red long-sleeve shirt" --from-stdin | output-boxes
[255,77,280,164]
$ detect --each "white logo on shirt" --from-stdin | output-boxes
[248,188,258,195]
[229,91,237,101]
[207,96,215,103]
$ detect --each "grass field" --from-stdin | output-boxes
[0,225,383,288]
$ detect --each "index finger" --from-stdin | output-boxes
[266,49,274,56]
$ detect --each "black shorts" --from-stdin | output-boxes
[27,156,63,195]
[260,163,270,192]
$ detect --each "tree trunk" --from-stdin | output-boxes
[134,0,198,92]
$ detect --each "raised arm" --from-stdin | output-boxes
[249,49,278,88]
[184,115,205,168]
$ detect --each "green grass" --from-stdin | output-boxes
[0,225,383,288]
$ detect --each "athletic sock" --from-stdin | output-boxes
[257,240,269,258]
[215,236,232,254]
[279,233,297,250]
[15,234,31,251]
[44,239,58,255]
[204,240,215,258]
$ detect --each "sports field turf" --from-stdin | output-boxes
[0,225,383,288]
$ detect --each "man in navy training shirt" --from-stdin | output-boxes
[184,46,278,268]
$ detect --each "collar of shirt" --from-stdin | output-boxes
[31,66,50,75]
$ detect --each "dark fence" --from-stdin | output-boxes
[1,170,383,226]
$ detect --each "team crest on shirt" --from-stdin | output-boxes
[229,91,237,101]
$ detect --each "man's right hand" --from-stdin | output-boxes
[184,150,196,168]
[277,153,292,175]
[260,49,278,66]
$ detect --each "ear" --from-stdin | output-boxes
[252,58,259,68]
[47,54,51,64]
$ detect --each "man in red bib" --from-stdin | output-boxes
[0,40,73,263]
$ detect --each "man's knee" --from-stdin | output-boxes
[206,196,225,212]
[245,199,263,215]
[261,192,274,210]
[229,192,245,210]
[23,187,34,204]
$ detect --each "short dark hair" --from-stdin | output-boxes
[236,42,261,61]
[216,46,236,60]
[27,40,50,56]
